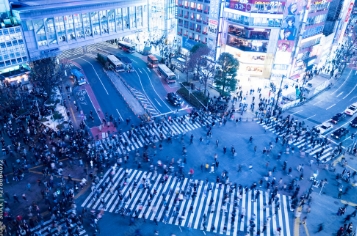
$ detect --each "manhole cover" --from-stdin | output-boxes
[334,201,339,205]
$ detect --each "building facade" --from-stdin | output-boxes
[175,0,223,57]
[11,0,148,61]
[222,0,284,79]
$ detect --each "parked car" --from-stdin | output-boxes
[314,122,333,134]
[344,102,357,115]
[167,92,182,106]
[331,113,346,124]
[331,127,349,139]
[350,117,357,127]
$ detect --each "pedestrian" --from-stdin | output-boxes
[27,183,31,191]
[210,165,215,173]
[22,193,28,201]
[13,194,20,203]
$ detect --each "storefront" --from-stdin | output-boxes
[226,44,270,76]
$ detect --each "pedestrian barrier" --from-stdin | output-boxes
[82,167,292,236]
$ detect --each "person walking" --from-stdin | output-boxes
[22,193,28,201]
[13,194,20,203]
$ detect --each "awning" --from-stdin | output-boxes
[182,37,199,51]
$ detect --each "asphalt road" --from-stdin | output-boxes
[284,67,357,147]
[71,55,140,125]
[95,46,179,115]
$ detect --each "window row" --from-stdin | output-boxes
[302,25,324,39]
[177,13,209,24]
[300,37,321,49]
[226,13,282,28]
[177,0,210,8]
[0,27,22,36]
[24,6,146,47]
[0,57,28,68]
[177,29,208,43]
[178,24,208,34]
[0,51,27,60]
[227,34,268,53]
[309,2,329,12]
[306,14,327,26]
[228,24,271,40]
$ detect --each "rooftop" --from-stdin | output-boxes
[10,0,139,12]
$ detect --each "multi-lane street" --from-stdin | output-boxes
[70,54,141,126]
[284,68,357,147]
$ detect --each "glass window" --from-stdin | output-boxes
[129,6,136,29]
[45,18,57,45]
[55,16,66,41]
[81,13,91,36]
[33,19,47,46]
[90,12,100,35]
[64,15,75,41]
[100,10,108,34]
[136,6,143,27]
[116,8,123,31]
[73,14,84,39]
[123,8,129,29]
[108,9,115,32]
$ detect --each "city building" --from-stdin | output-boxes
[175,0,223,58]
[222,0,284,79]
[0,0,176,82]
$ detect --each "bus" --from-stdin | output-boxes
[70,69,86,85]
[107,55,125,72]
[118,41,136,53]
[147,55,159,68]
[157,64,176,84]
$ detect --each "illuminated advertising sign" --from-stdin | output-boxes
[225,0,285,13]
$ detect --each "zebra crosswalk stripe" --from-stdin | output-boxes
[255,119,343,163]
[81,167,293,235]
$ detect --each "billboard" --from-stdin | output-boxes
[274,0,305,66]
[225,0,285,13]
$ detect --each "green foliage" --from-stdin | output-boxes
[29,57,66,97]
[176,86,208,108]
[53,111,64,120]
[214,53,239,96]
[190,43,209,54]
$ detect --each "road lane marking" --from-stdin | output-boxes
[77,58,109,95]
[291,110,303,115]
[343,81,357,99]
[304,114,316,120]
[336,92,344,97]
[147,68,151,72]
[331,69,352,94]
[142,67,172,111]
[116,108,124,121]
[313,100,322,105]
[326,104,336,110]
[154,98,162,106]
[349,96,357,101]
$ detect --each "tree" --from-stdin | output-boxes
[29,57,67,98]
[214,53,239,96]
[181,43,210,83]
[199,59,216,96]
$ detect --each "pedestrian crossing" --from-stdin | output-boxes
[81,167,292,235]
[90,114,215,155]
[257,117,342,163]
[30,210,88,236]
